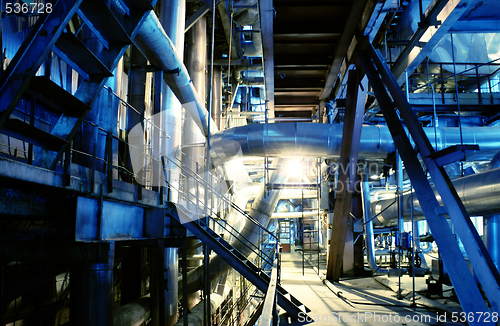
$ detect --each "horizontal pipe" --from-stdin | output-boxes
[210,123,500,164]
[372,167,500,226]
[113,295,151,326]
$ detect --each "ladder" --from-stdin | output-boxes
[0,0,156,169]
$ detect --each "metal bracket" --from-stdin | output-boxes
[428,144,479,167]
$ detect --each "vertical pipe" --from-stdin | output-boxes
[184,7,207,171]
[70,242,115,326]
[450,33,464,176]
[160,0,186,203]
[361,177,387,273]
[128,46,148,183]
[159,1,185,325]
[204,1,216,323]
[212,66,222,130]
[485,152,500,272]
[411,188,416,306]
[396,153,404,297]
[110,57,123,180]
[165,247,179,326]
[485,215,500,273]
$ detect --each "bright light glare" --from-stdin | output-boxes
[285,159,303,176]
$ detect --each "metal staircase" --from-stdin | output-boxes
[162,156,311,320]
[0,0,156,169]
[358,40,500,319]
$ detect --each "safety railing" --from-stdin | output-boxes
[162,154,277,270]
[408,59,500,98]
[259,242,280,326]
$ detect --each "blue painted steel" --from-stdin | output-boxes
[76,197,144,241]
[359,46,491,319]
[365,42,500,314]
[0,0,82,127]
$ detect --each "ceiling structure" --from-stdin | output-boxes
[272,0,373,119]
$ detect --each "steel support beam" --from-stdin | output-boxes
[37,5,154,169]
[259,0,275,119]
[326,69,367,281]
[359,42,499,316]
[185,1,221,33]
[217,1,238,59]
[450,20,500,33]
[0,240,110,263]
[319,0,374,100]
[391,0,483,85]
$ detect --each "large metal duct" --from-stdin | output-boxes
[210,123,500,164]
[485,152,500,272]
[134,11,218,137]
[371,167,500,227]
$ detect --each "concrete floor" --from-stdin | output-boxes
[278,251,460,325]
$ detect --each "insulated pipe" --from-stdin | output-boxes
[233,64,263,84]
[172,285,230,326]
[212,66,222,130]
[134,11,218,137]
[371,167,500,226]
[183,9,207,172]
[485,152,500,272]
[113,295,151,326]
[210,123,500,164]
[361,179,388,273]
[159,1,184,324]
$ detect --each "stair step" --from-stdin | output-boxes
[1,118,68,151]
[26,77,90,118]
[166,202,311,319]
[53,32,113,80]
[77,0,131,49]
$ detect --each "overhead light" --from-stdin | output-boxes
[285,159,303,176]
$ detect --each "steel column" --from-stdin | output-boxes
[326,69,367,281]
